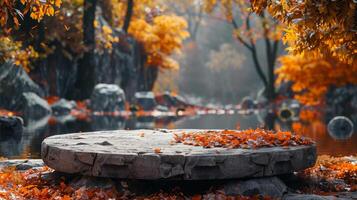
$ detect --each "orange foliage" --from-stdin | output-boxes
[174,129,313,149]
[276,54,357,106]
[300,155,357,192]
[0,167,123,199]
[154,147,162,154]
[0,37,39,72]
[0,109,17,117]
[251,0,356,65]
[129,15,189,69]
[0,0,61,30]
[0,166,275,199]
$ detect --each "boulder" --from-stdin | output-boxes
[240,97,256,110]
[155,92,188,108]
[223,177,287,198]
[0,116,23,140]
[90,84,125,112]
[17,92,52,123]
[0,62,44,110]
[51,99,77,116]
[134,91,157,111]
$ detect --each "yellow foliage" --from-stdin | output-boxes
[276,54,357,106]
[27,0,62,21]
[129,15,189,69]
[96,24,119,53]
[0,0,61,31]
[0,37,39,72]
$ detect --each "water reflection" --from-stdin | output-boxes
[0,109,356,159]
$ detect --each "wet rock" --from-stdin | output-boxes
[0,159,44,170]
[90,84,125,112]
[155,92,188,108]
[18,92,52,123]
[0,62,44,109]
[42,129,317,180]
[223,177,287,198]
[335,191,357,199]
[51,99,77,116]
[327,116,354,140]
[134,91,157,111]
[240,97,255,110]
[0,116,23,140]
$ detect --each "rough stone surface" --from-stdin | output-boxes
[42,129,317,180]
[0,62,44,110]
[223,177,287,198]
[90,84,125,112]
[0,116,23,140]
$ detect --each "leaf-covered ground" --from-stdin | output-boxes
[0,155,356,200]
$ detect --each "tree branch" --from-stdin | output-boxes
[231,18,252,50]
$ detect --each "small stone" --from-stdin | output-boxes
[223,177,287,198]
[134,91,157,111]
[0,159,44,170]
[51,99,77,116]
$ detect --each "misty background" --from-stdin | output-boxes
[155,10,285,105]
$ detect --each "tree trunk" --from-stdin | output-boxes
[75,0,97,100]
[123,0,134,33]
[138,66,158,91]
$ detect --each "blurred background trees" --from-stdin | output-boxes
[0,0,356,106]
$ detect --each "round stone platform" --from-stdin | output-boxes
[42,129,317,180]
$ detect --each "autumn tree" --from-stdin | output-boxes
[250,0,356,65]
[203,0,284,100]
[105,0,189,91]
[249,0,357,105]
[276,55,357,106]
[163,0,204,41]
[0,0,61,71]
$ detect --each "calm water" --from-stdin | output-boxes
[1,112,356,159]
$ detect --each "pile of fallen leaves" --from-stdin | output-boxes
[298,155,357,193]
[0,167,123,200]
[173,129,313,149]
[0,166,273,200]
